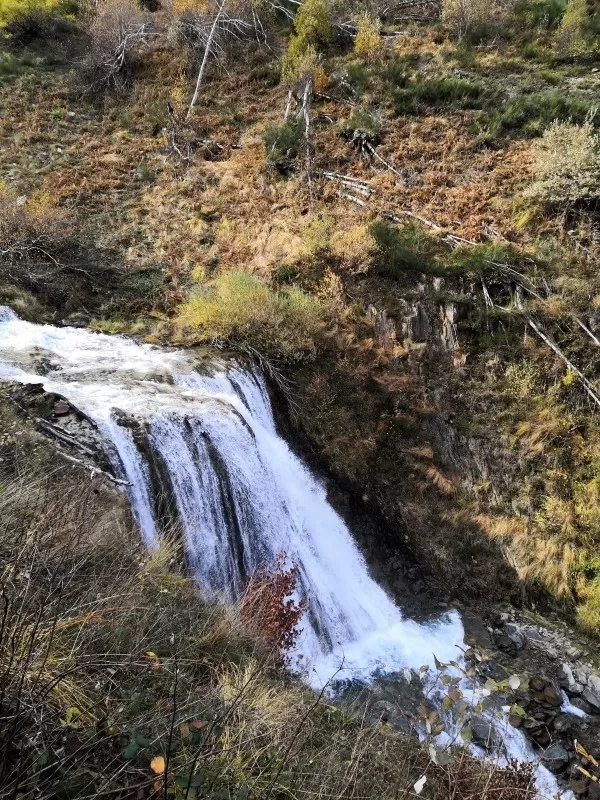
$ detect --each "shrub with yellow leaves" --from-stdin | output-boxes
[353,14,381,62]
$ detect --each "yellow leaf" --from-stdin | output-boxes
[151,756,166,774]
[180,723,190,739]
[146,651,160,670]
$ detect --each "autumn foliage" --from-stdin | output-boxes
[241,553,306,666]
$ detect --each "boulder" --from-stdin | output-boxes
[470,716,499,750]
[552,714,573,735]
[541,743,570,773]
[505,623,526,650]
[582,675,600,711]
[544,683,562,707]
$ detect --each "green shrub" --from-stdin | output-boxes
[524,118,600,209]
[369,219,443,276]
[353,14,381,62]
[262,118,304,158]
[490,90,596,136]
[281,0,331,83]
[392,76,486,115]
[340,107,381,138]
[554,0,596,54]
[516,0,567,29]
[177,270,326,359]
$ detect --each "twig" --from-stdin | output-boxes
[527,319,600,408]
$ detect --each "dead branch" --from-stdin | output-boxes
[528,319,600,408]
[34,419,97,458]
[57,452,132,486]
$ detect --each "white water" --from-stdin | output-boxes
[0,309,570,797]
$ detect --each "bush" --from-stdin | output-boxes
[554,0,595,54]
[353,14,381,62]
[0,0,78,41]
[524,118,600,210]
[281,0,331,83]
[369,219,443,276]
[177,270,327,359]
[262,117,304,158]
[441,0,492,38]
[79,0,155,94]
[516,0,567,29]
[393,76,486,115]
[0,187,68,275]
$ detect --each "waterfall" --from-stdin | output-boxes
[0,310,568,797]
[0,308,463,682]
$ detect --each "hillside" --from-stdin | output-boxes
[1,0,600,796]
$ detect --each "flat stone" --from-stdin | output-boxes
[541,743,570,773]
[470,715,499,750]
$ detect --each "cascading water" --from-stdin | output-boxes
[0,308,568,798]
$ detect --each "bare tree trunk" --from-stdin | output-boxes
[186,0,226,120]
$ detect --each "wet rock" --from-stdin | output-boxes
[62,313,91,329]
[530,676,546,692]
[553,714,573,735]
[505,623,526,650]
[570,697,594,715]
[524,627,543,642]
[582,675,600,711]
[462,610,494,650]
[541,743,570,773]
[560,664,585,696]
[588,782,600,800]
[570,779,587,796]
[470,716,499,750]
[53,400,70,416]
[544,683,562,707]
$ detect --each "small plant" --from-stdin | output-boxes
[177,270,326,360]
[353,14,381,63]
[341,107,381,138]
[369,219,443,277]
[262,118,304,158]
[524,117,600,210]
